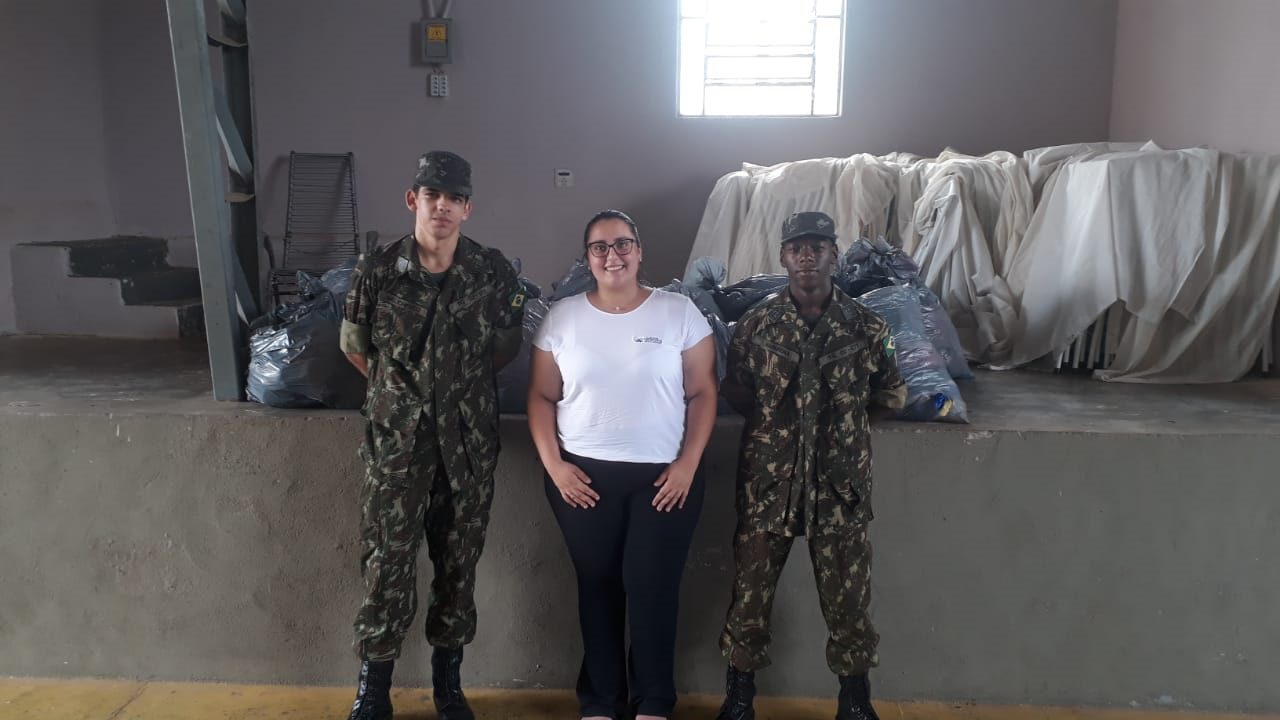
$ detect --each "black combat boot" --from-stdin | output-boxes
[836,673,879,720]
[431,646,475,720]
[346,660,394,720]
[715,664,757,720]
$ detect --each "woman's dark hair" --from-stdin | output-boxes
[582,209,640,249]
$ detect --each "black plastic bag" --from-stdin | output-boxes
[548,258,595,301]
[246,260,366,409]
[659,278,732,382]
[836,274,894,298]
[505,256,544,302]
[496,297,551,414]
[838,236,924,283]
[712,274,788,322]
[685,256,727,292]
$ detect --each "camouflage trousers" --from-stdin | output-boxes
[353,426,495,662]
[720,523,878,675]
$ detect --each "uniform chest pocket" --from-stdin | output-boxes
[374,291,432,363]
[447,289,492,345]
[748,335,799,407]
[819,338,870,409]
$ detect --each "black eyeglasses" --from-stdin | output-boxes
[586,238,637,258]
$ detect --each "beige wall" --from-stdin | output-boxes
[1110,0,1280,153]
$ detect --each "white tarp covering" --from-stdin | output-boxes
[688,142,1280,382]
[687,154,899,282]
[691,150,1033,365]
[1010,147,1280,382]
[906,151,1032,364]
[1023,141,1150,201]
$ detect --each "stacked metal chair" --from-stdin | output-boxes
[266,151,361,305]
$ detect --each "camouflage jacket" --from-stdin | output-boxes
[340,234,524,450]
[726,287,906,536]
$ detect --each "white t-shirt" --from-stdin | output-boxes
[533,289,712,464]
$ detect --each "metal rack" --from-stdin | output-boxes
[266,151,361,304]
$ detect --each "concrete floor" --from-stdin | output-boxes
[0,336,213,412]
[1,679,1277,720]
[3,335,1278,435]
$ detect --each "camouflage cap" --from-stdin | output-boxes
[414,150,472,197]
[780,211,837,244]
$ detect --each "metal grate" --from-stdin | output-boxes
[270,151,361,304]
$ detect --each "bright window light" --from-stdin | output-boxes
[679,0,845,117]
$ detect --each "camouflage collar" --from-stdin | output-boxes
[396,233,487,275]
[454,236,490,275]
[828,286,860,322]
[762,284,857,324]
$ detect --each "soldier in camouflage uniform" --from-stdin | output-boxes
[337,151,525,720]
[715,212,906,720]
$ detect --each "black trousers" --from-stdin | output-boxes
[545,451,705,718]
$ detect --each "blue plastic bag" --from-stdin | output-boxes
[838,238,972,379]
[858,285,969,423]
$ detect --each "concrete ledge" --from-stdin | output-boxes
[2,408,1278,713]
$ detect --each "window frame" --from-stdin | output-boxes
[676,0,848,119]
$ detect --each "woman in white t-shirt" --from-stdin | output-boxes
[528,210,717,720]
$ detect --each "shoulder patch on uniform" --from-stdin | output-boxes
[395,256,411,274]
[511,291,526,308]
[884,336,896,358]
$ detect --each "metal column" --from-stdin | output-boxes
[215,0,262,313]
[165,0,261,400]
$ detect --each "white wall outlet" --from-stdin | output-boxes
[554,168,574,188]
[428,73,449,98]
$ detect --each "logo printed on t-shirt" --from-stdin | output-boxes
[633,336,662,344]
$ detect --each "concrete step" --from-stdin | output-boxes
[56,236,170,277]
[119,267,202,305]
[137,298,207,339]
[10,241,204,339]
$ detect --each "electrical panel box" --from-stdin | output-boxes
[421,19,452,64]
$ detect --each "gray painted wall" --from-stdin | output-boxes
[1111,0,1280,154]
[101,0,194,238]
[2,414,1278,712]
[1,0,1118,330]
[249,0,1118,288]
[0,0,119,333]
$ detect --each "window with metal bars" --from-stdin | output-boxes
[679,0,845,117]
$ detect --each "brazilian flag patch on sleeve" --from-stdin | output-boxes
[884,336,895,358]
[511,291,526,309]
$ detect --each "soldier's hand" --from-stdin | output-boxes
[653,460,695,512]
[550,460,599,509]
